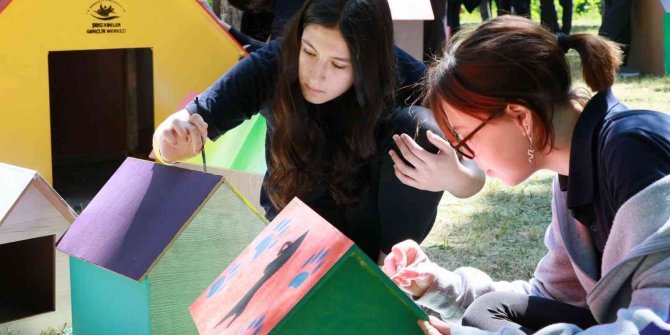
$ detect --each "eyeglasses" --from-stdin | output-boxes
[447,109,504,159]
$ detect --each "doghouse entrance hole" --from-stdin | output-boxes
[48,48,154,212]
[0,236,55,323]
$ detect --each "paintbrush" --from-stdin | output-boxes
[193,96,208,173]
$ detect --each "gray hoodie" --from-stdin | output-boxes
[416,174,670,334]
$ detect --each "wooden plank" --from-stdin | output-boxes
[148,183,267,334]
[57,158,221,281]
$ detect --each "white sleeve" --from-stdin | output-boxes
[415,179,588,319]
[447,254,670,335]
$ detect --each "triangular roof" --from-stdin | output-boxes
[0,162,76,225]
[190,198,354,334]
[57,158,222,281]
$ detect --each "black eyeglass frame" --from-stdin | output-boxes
[448,109,505,159]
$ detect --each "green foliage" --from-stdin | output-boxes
[462,0,603,24]
[574,0,602,15]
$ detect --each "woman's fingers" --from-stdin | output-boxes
[189,113,209,139]
[382,242,409,277]
[161,128,178,147]
[426,130,453,155]
[418,320,449,335]
[399,133,434,161]
[429,316,452,334]
[187,127,203,154]
[383,239,424,277]
[161,115,208,154]
[170,117,188,140]
[392,162,420,189]
[393,134,425,168]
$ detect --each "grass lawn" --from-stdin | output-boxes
[424,13,670,282]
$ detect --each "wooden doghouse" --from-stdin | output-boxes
[0,163,77,333]
[191,198,427,335]
[56,158,267,335]
[0,0,266,209]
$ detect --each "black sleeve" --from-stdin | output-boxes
[378,106,444,252]
[602,120,670,213]
[185,39,280,141]
[228,27,267,52]
[394,46,427,107]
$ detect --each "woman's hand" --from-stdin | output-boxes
[153,110,209,163]
[389,130,485,197]
[382,240,437,298]
[418,316,452,335]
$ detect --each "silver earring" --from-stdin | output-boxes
[527,134,535,164]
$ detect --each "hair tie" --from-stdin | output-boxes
[556,32,570,54]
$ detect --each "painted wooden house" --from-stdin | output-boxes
[191,198,427,335]
[0,0,266,209]
[56,157,267,335]
[0,163,77,334]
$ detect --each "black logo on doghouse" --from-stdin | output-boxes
[86,1,126,21]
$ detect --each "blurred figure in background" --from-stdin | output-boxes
[424,0,448,62]
[540,0,572,34]
[497,0,530,18]
[479,0,494,21]
[598,0,632,68]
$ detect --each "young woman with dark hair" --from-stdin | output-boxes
[386,15,670,334]
[153,0,485,262]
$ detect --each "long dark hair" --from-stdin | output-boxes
[266,0,397,209]
[425,16,622,153]
[249,0,273,12]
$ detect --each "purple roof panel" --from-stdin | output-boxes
[56,158,221,281]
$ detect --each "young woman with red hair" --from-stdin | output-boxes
[387,15,670,335]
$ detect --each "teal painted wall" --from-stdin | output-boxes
[70,257,151,335]
[272,247,427,334]
[147,183,266,334]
